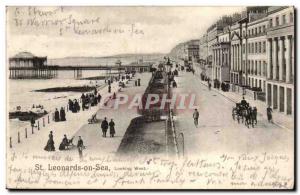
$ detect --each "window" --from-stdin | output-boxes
[255,42,257,53]
[259,42,261,53]
[262,25,266,32]
[242,44,245,53]
[282,14,286,24]
[252,29,254,35]
[248,43,251,53]
[255,61,257,75]
[259,26,261,34]
[290,12,294,23]
[248,30,250,36]
[269,19,273,27]
[276,16,280,26]
[262,41,266,53]
[255,28,257,35]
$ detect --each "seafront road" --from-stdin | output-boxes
[173,71,293,158]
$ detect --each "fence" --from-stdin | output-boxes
[8,99,79,149]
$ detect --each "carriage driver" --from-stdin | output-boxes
[240,96,248,107]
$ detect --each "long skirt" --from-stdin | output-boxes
[44,139,55,151]
[110,127,115,135]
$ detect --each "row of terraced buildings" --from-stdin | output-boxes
[185,6,295,116]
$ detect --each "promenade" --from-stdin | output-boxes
[8,73,152,158]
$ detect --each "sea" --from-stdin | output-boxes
[8,70,110,131]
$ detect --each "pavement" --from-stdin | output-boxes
[172,71,294,158]
[61,73,153,157]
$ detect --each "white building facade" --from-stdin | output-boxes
[266,6,294,115]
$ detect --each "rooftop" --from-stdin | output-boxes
[11,52,46,59]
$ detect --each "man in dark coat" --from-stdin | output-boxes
[109,119,115,137]
[97,93,102,103]
[267,106,273,123]
[108,85,111,93]
[252,107,257,125]
[101,117,109,137]
[77,136,84,159]
[241,96,247,107]
[193,109,200,127]
[60,107,66,121]
[54,108,60,122]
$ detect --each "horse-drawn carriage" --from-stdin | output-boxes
[232,102,257,128]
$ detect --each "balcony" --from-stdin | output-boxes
[247,31,267,38]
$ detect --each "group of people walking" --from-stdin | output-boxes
[101,117,116,137]
[68,99,80,113]
[54,107,66,122]
[81,91,102,111]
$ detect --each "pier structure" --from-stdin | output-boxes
[9,52,58,79]
[9,52,153,79]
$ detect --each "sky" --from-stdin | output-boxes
[7,6,244,58]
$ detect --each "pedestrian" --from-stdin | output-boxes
[30,117,35,128]
[138,78,141,86]
[44,131,55,151]
[252,107,257,125]
[108,85,111,93]
[193,109,200,127]
[90,95,95,106]
[77,136,84,159]
[68,99,74,112]
[82,97,86,111]
[208,82,211,91]
[81,93,85,103]
[97,93,102,103]
[60,107,66,121]
[59,134,68,150]
[93,95,98,105]
[74,99,80,112]
[54,108,60,122]
[109,119,116,137]
[94,88,97,96]
[101,117,109,137]
[267,106,273,123]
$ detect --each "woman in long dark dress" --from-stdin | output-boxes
[54,108,60,122]
[60,107,66,121]
[74,99,80,112]
[59,134,68,150]
[68,99,74,112]
[109,119,115,137]
[44,131,55,151]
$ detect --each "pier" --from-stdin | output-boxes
[9,66,58,79]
